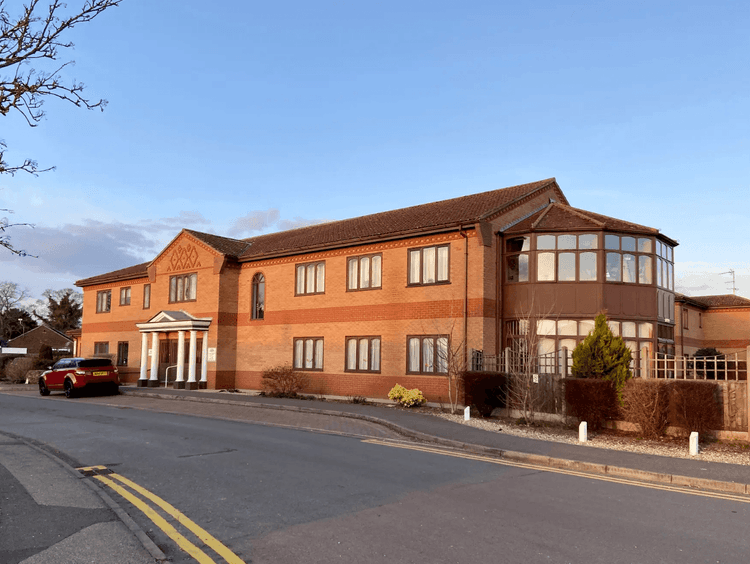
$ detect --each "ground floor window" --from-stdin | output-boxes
[294,338,324,370]
[407,335,448,374]
[94,342,109,356]
[345,337,381,372]
[117,342,129,366]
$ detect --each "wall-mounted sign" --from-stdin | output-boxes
[207,348,217,362]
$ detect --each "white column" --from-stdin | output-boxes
[200,331,209,386]
[149,332,159,385]
[139,333,149,383]
[187,330,197,387]
[175,330,186,386]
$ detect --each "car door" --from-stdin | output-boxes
[46,359,69,389]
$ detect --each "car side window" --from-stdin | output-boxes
[54,360,70,370]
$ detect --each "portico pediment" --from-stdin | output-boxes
[136,310,212,332]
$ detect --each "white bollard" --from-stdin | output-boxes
[689,432,700,456]
[579,421,588,443]
[464,406,471,421]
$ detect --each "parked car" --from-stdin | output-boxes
[39,358,119,398]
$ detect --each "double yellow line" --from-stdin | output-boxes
[79,466,245,564]
[364,439,750,504]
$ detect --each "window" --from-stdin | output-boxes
[408,245,449,285]
[605,235,657,285]
[347,254,382,290]
[252,273,265,319]
[535,234,598,283]
[345,337,381,372]
[699,312,702,328]
[296,262,325,295]
[117,342,129,366]
[169,273,197,303]
[683,308,689,329]
[505,237,530,282]
[143,284,151,309]
[94,342,109,355]
[655,239,674,291]
[119,287,131,306]
[96,290,111,313]
[293,338,323,370]
[407,335,448,374]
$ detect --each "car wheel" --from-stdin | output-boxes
[110,383,120,395]
[39,379,50,396]
[64,379,76,399]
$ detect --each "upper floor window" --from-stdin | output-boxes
[536,233,598,282]
[347,254,382,290]
[407,335,448,374]
[683,308,689,329]
[604,235,655,285]
[119,287,131,306]
[169,273,197,303]
[143,284,151,309]
[296,262,325,295]
[505,236,530,282]
[408,245,449,286]
[655,239,674,291]
[345,336,381,372]
[96,290,111,313]
[293,337,323,370]
[252,273,265,320]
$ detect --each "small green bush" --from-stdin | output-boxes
[388,384,426,407]
[261,364,309,397]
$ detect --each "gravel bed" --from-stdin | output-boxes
[433,412,750,466]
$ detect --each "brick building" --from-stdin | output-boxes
[675,294,750,357]
[75,178,678,400]
[6,324,73,356]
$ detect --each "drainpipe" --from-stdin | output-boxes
[459,227,469,370]
[497,232,503,362]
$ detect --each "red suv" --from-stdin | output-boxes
[39,358,120,398]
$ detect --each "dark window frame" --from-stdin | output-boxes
[117,341,129,366]
[143,284,151,309]
[406,334,449,374]
[293,337,324,371]
[344,336,382,373]
[295,261,326,296]
[96,290,111,313]
[346,253,383,291]
[252,272,265,320]
[169,273,198,303]
[94,341,109,356]
[407,244,451,286]
[119,286,131,306]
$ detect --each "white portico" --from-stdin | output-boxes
[136,310,212,390]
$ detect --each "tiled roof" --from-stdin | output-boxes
[75,262,150,287]
[504,203,675,243]
[684,294,750,308]
[239,178,560,259]
[77,178,561,286]
[184,230,252,257]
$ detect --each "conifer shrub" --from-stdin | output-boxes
[33,345,55,370]
[572,313,632,405]
[565,378,618,430]
[621,380,671,438]
[388,384,426,407]
[261,364,309,397]
[670,381,722,438]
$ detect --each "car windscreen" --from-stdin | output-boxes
[77,359,113,368]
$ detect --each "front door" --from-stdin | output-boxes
[158,337,203,380]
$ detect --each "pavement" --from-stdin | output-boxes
[1,383,749,563]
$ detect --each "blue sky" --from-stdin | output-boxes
[1,0,748,300]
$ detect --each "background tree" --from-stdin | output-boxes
[0,307,37,342]
[0,281,31,341]
[571,313,632,404]
[1,0,122,254]
[33,288,82,332]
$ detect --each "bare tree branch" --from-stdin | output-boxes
[1,207,36,256]
[0,0,122,175]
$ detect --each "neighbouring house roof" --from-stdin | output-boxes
[7,324,73,354]
[504,203,678,245]
[678,294,750,309]
[77,178,563,286]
